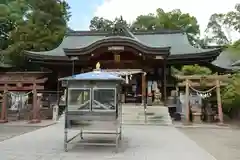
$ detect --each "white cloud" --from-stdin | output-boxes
[94,0,239,37]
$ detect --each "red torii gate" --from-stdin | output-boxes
[0,72,48,123]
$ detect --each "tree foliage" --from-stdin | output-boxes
[89,8,200,46]
[222,73,240,111]
[1,0,70,67]
[203,3,240,114]
[0,0,29,50]
[172,65,212,76]
[227,40,240,59]
[89,16,128,31]
[205,3,240,45]
[132,9,201,46]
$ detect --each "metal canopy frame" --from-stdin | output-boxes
[64,86,122,152]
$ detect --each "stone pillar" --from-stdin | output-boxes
[29,82,41,123]
[216,79,223,124]
[185,79,190,122]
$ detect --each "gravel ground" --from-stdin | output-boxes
[0,125,40,142]
[178,127,240,160]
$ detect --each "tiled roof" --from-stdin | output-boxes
[26,31,218,57]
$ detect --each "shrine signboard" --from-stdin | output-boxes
[108,46,124,51]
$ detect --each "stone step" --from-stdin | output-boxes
[122,120,173,126]
[122,114,171,119]
[122,121,172,125]
[122,119,170,123]
[122,117,172,122]
[121,104,172,126]
[122,116,172,124]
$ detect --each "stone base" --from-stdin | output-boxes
[29,119,41,124]
[0,119,8,123]
[182,121,192,126]
[193,113,202,123]
[152,101,163,105]
[216,122,226,126]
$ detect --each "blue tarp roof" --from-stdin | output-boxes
[59,70,125,81]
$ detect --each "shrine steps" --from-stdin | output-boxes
[122,104,172,126]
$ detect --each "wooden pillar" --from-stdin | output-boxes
[29,81,41,123]
[160,77,164,102]
[142,72,146,105]
[0,84,8,123]
[163,61,167,105]
[185,79,190,122]
[216,79,223,124]
[176,86,180,109]
[57,73,60,102]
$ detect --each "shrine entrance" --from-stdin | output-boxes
[0,72,48,123]
[7,91,32,121]
[102,69,146,104]
[66,44,168,105]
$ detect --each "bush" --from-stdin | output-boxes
[181,64,212,75]
[222,72,240,117]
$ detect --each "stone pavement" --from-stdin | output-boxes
[0,117,217,160]
[0,125,40,142]
[179,128,240,160]
[3,120,56,127]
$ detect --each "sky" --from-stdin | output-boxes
[66,0,239,38]
[66,0,104,30]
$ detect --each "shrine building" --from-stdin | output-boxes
[23,25,230,104]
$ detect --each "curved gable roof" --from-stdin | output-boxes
[63,36,170,55]
[25,30,221,61]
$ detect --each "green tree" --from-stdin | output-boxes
[131,9,200,46]
[204,4,240,118]
[130,14,156,31]
[89,9,201,46]
[172,64,212,76]
[222,72,240,117]
[2,0,70,67]
[89,16,114,31]
[205,3,240,45]
[89,16,128,31]
[0,0,29,50]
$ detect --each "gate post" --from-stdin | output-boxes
[0,84,8,123]
[29,82,41,123]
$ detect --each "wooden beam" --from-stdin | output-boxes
[177,82,228,87]
[163,61,167,105]
[142,72,146,104]
[175,74,231,80]
[0,86,44,91]
[0,72,50,74]
[0,78,48,84]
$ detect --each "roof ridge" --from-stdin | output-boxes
[66,29,184,36]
